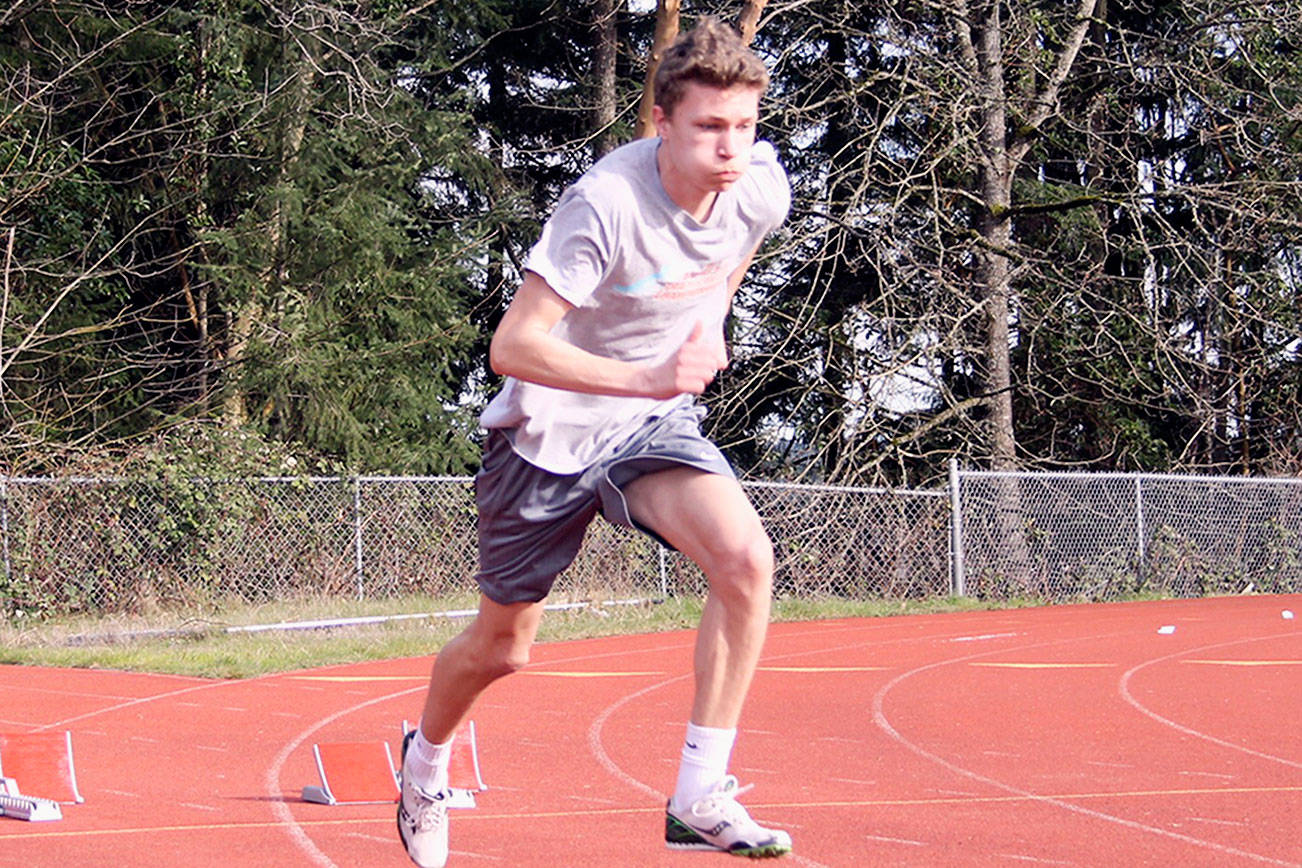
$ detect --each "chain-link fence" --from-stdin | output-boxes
[953,468,1302,599]
[2,468,1299,619]
[0,476,949,617]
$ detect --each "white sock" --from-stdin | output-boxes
[671,722,736,811]
[404,727,453,792]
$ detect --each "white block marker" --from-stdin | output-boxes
[1157,625,1176,635]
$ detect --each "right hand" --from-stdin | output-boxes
[642,321,727,399]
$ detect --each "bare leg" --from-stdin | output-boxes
[419,594,546,744]
[622,468,774,728]
[401,596,539,867]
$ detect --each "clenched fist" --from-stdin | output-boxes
[641,321,728,399]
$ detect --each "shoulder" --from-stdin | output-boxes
[568,139,657,212]
[737,140,791,226]
[542,140,655,245]
[750,140,784,174]
[746,141,789,197]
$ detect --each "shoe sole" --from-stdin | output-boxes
[396,803,420,863]
[665,810,790,858]
[397,732,411,852]
[666,841,792,858]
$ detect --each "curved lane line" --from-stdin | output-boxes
[872,629,1300,867]
[587,674,687,802]
[263,682,427,868]
[583,628,969,868]
[21,669,395,867]
[1119,631,1301,770]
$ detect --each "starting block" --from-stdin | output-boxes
[0,731,83,812]
[0,777,62,822]
[302,721,485,808]
[302,740,400,805]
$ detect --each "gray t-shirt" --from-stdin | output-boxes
[479,136,790,474]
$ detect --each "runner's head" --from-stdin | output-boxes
[653,16,769,120]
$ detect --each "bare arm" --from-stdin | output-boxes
[709,242,762,368]
[489,271,726,400]
[727,243,761,303]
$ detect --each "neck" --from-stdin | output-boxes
[656,144,717,222]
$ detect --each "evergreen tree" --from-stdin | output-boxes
[0,1,501,473]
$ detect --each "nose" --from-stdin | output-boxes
[718,128,740,158]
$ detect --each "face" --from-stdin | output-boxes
[653,81,762,204]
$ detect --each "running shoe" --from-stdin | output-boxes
[397,730,450,868]
[665,775,792,858]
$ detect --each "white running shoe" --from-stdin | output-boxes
[397,732,450,868]
[665,775,792,858]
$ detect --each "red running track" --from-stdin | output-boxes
[0,595,1299,867]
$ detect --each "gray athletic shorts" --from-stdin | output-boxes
[474,403,734,605]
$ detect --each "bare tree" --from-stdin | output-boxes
[714,0,1302,487]
[954,0,1099,470]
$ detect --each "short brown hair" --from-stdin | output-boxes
[653,16,769,117]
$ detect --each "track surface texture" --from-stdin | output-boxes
[1,595,1299,867]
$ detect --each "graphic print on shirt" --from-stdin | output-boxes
[615,261,728,301]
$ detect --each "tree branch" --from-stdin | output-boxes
[1009,0,1099,161]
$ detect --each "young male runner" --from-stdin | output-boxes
[396,17,792,867]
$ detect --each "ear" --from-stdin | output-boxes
[651,103,668,136]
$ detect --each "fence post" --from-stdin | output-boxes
[949,458,966,596]
[658,545,668,598]
[1134,475,1146,584]
[0,478,10,589]
[353,477,364,601]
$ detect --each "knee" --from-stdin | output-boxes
[484,637,532,680]
[462,628,533,681]
[706,530,774,604]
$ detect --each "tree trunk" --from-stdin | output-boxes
[960,0,1099,469]
[591,0,618,157]
[633,0,680,139]
[193,17,213,414]
[736,0,768,44]
[970,0,1016,469]
[957,0,1096,589]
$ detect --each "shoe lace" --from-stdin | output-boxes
[410,786,448,832]
[691,776,756,826]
